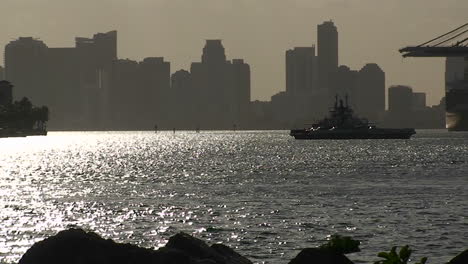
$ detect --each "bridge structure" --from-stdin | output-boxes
[399,23,468,131]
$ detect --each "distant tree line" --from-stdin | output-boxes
[0,97,48,131]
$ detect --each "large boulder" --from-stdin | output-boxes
[165,232,252,264]
[18,228,160,264]
[18,229,251,264]
[288,248,354,264]
[448,249,468,264]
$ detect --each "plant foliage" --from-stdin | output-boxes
[374,245,428,264]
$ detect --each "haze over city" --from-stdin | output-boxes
[2,0,467,105]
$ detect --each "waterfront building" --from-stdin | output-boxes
[357,63,385,122]
[317,20,338,93]
[286,46,317,96]
[139,57,171,128]
[330,65,359,105]
[231,59,251,127]
[4,37,48,105]
[190,40,250,129]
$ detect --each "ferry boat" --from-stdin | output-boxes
[290,96,416,140]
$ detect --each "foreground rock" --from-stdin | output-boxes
[19,228,252,264]
[448,249,468,264]
[288,248,354,264]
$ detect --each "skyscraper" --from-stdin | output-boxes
[330,65,358,105]
[317,20,338,93]
[171,69,194,127]
[285,46,317,96]
[357,63,385,122]
[191,40,232,128]
[4,37,49,104]
[139,57,171,127]
[231,59,251,126]
[388,85,413,113]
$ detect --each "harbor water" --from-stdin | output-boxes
[0,130,467,263]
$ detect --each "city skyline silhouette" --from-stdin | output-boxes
[1,0,467,106]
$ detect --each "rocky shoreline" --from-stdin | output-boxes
[18,229,468,264]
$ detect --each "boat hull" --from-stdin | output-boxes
[290,128,416,140]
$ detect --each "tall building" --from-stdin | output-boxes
[171,69,193,127]
[388,85,413,113]
[317,20,338,93]
[4,37,49,104]
[107,59,140,129]
[75,31,117,129]
[231,59,251,127]
[139,57,170,128]
[330,65,358,104]
[357,63,385,122]
[285,46,317,96]
[190,40,236,129]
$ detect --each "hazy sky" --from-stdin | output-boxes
[1,0,467,105]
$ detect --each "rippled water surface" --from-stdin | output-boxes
[1,130,467,263]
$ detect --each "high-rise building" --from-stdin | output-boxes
[388,85,413,113]
[171,69,193,127]
[317,20,338,92]
[107,59,140,129]
[4,37,48,104]
[330,65,358,104]
[139,57,170,127]
[285,46,317,96]
[357,63,385,122]
[190,40,235,129]
[231,59,251,126]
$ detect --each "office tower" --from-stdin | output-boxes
[171,69,193,127]
[0,80,13,106]
[139,57,171,127]
[231,59,251,126]
[4,37,49,104]
[357,63,385,121]
[75,31,117,129]
[385,85,414,128]
[317,20,338,92]
[107,59,140,129]
[286,47,317,96]
[330,65,358,103]
[190,40,233,129]
[388,85,413,113]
